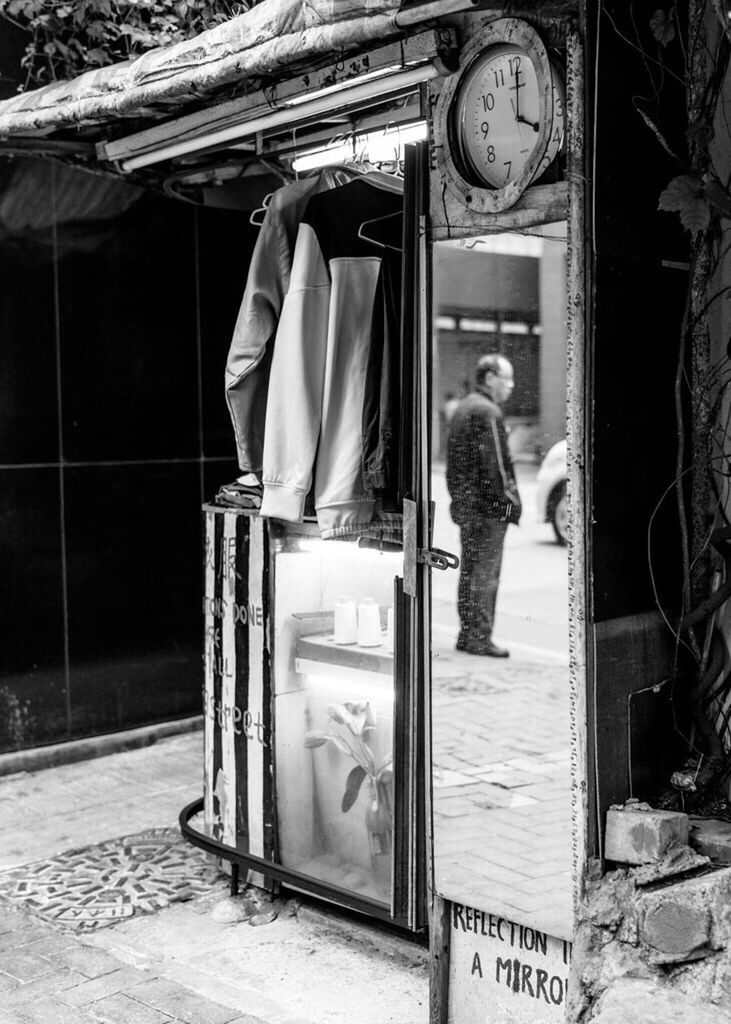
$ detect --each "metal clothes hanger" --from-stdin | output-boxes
[249,191,274,226]
[357,209,402,252]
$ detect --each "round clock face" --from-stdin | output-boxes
[452,43,561,190]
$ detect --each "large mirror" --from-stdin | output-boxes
[430,226,572,941]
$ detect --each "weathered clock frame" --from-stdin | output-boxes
[432,17,560,215]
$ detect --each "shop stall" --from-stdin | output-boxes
[160,8,588,1019]
[0,3,603,1021]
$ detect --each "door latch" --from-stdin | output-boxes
[417,547,460,571]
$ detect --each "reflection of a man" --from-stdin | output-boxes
[446,355,521,658]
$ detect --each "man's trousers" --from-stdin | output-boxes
[457,518,509,644]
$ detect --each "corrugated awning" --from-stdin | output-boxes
[0,0,410,138]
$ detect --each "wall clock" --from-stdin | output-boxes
[433,18,565,214]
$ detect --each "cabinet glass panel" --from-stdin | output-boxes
[271,527,401,906]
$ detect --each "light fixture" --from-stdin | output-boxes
[117,64,439,173]
[291,121,428,173]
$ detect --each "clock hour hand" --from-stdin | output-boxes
[516,114,539,132]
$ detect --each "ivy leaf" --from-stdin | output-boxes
[341,765,367,812]
[85,47,110,65]
[650,8,676,46]
[658,174,710,234]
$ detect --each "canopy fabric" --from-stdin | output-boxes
[0,0,404,138]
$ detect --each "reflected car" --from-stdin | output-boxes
[536,440,568,545]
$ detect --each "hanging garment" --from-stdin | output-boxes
[361,244,401,510]
[225,166,372,476]
[260,173,403,540]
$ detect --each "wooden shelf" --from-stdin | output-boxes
[295,632,393,678]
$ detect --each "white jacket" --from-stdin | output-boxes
[224,167,370,474]
[260,173,403,540]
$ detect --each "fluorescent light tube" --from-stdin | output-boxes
[291,121,427,173]
[120,64,438,173]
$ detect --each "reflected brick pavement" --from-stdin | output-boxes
[431,639,573,940]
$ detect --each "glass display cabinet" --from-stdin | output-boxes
[270,524,401,910]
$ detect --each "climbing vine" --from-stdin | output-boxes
[0,0,248,89]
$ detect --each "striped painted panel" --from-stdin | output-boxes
[202,506,272,885]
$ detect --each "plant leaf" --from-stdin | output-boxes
[650,8,675,46]
[341,765,367,812]
[304,729,329,748]
[658,174,710,234]
[658,173,702,212]
[679,198,711,234]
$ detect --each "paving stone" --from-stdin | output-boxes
[0,969,20,993]
[52,946,123,979]
[0,949,56,983]
[5,995,99,1024]
[86,992,174,1024]
[126,977,241,1024]
[4,968,87,1006]
[0,924,51,953]
[21,935,79,958]
[59,967,156,1007]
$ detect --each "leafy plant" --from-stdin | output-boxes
[305,701,393,816]
[612,3,731,800]
[0,0,246,89]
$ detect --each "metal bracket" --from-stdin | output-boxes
[417,547,459,571]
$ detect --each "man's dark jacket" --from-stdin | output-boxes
[446,389,521,526]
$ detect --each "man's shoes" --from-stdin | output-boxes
[456,637,509,658]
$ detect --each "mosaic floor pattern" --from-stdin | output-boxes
[0,827,220,932]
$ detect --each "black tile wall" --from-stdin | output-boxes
[0,231,58,465]
[0,467,68,749]
[0,159,252,752]
[64,462,202,737]
[196,204,259,462]
[57,196,199,464]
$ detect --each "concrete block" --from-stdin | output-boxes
[605,803,689,864]
[639,866,731,959]
[690,817,731,863]
[592,979,731,1024]
[642,899,710,957]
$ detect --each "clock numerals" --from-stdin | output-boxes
[503,160,512,178]
[508,55,522,76]
[492,66,505,88]
[481,93,495,112]
[486,146,496,164]
[480,121,489,139]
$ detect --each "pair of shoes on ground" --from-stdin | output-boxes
[456,636,509,658]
